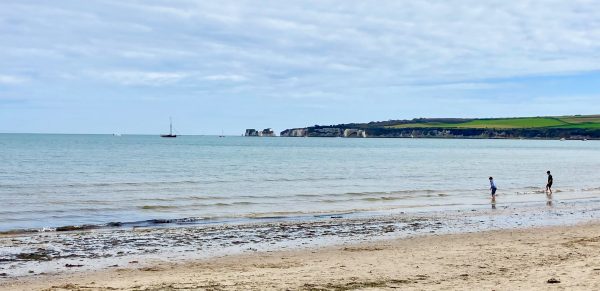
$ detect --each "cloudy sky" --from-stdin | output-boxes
[1,0,600,134]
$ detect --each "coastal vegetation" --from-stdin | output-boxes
[280,115,600,139]
[386,116,600,129]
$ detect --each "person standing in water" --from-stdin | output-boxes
[489,177,497,202]
[546,171,553,195]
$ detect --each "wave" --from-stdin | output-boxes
[583,187,600,192]
[137,195,229,202]
[213,201,257,207]
[259,176,349,182]
[515,188,565,195]
[0,207,129,216]
[318,199,341,203]
[0,180,205,189]
[243,210,357,219]
[140,201,259,210]
[295,189,443,199]
[0,210,356,235]
[140,205,178,210]
[0,176,357,190]
[361,196,404,202]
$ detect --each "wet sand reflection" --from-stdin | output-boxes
[546,193,553,207]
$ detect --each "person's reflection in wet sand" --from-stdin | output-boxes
[491,202,497,210]
[546,193,553,207]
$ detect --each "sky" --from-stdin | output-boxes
[1,0,600,135]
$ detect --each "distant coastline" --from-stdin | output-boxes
[280,115,600,139]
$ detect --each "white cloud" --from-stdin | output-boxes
[1,0,600,98]
[203,74,247,82]
[0,74,27,85]
[94,71,189,86]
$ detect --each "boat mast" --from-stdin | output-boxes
[169,117,173,135]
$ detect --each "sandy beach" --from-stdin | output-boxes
[2,221,600,290]
[4,0,600,289]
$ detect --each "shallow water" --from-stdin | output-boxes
[1,134,599,231]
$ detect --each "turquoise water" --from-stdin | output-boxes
[1,134,599,231]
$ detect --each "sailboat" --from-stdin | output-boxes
[219,129,225,138]
[161,117,177,138]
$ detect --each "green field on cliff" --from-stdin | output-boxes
[387,115,600,129]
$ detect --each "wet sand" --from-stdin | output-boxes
[2,198,600,290]
[2,221,600,290]
[1,199,599,276]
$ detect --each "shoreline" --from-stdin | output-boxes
[2,198,600,280]
[3,222,600,290]
[2,187,598,236]
[2,132,599,139]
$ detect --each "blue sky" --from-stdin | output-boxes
[1,1,600,135]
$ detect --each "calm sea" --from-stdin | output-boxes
[1,134,599,232]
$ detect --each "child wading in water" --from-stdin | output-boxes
[489,177,497,202]
[546,171,553,195]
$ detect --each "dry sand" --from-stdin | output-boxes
[3,222,600,290]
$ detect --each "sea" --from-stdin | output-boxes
[1,134,599,232]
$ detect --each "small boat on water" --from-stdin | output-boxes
[161,118,177,138]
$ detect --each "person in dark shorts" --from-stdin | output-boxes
[546,171,553,195]
[489,177,497,202]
